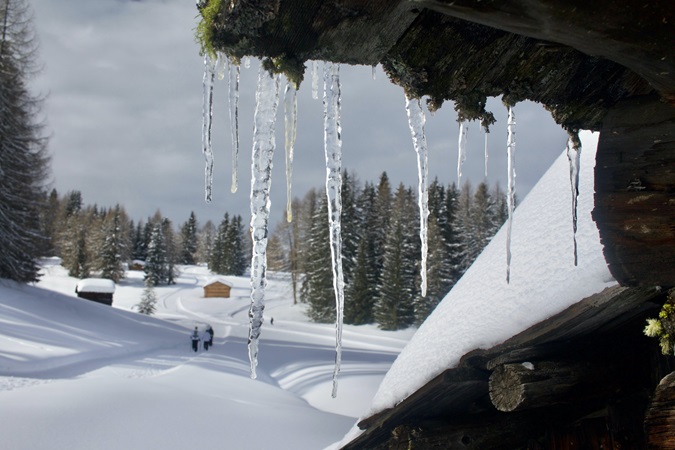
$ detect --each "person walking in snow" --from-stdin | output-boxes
[190,326,200,352]
[202,328,212,351]
[205,325,214,348]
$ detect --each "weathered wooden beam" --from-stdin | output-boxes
[645,371,675,449]
[593,95,675,287]
[488,361,614,412]
[413,0,675,102]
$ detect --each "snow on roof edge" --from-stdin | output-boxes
[364,130,616,419]
[203,277,233,287]
[75,278,116,294]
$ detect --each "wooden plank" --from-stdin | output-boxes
[594,96,675,287]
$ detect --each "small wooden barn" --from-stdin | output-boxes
[203,277,233,298]
[75,278,116,306]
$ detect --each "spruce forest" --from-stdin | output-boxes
[267,171,510,330]
[29,169,507,331]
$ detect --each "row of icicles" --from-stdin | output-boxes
[201,54,582,397]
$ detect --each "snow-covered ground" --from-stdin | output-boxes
[1,131,616,450]
[0,262,413,450]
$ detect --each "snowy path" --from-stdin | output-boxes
[0,265,412,449]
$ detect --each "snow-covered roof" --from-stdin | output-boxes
[203,277,233,288]
[75,278,116,294]
[365,131,615,419]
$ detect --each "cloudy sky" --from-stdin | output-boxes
[30,0,568,229]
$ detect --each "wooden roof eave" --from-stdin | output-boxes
[344,285,663,449]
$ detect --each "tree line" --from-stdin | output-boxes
[267,171,509,330]
[37,189,248,284]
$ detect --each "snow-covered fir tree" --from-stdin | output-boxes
[136,278,157,315]
[196,220,215,264]
[144,223,168,286]
[344,181,378,325]
[179,211,198,265]
[302,194,335,323]
[209,213,230,274]
[413,215,452,325]
[340,170,360,285]
[374,184,417,330]
[0,0,50,282]
[224,214,246,276]
[161,218,177,284]
[96,206,126,283]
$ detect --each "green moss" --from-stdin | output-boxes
[195,0,224,60]
[644,288,675,355]
[261,55,305,89]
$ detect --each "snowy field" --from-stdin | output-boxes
[0,263,414,450]
[1,131,616,450]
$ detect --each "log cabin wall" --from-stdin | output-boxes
[204,282,231,298]
[593,96,675,287]
[76,292,113,306]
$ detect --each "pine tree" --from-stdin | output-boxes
[136,279,157,315]
[144,223,168,286]
[161,218,177,284]
[209,213,229,274]
[340,170,360,285]
[0,0,49,282]
[302,194,335,323]
[371,172,392,291]
[179,211,198,265]
[132,221,145,261]
[196,220,215,264]
[413,216,452,325]
[97,206,126,283]
[374,184,416,330]
[225,215,246,276]
[344,182,378,325]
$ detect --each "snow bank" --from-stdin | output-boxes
[367,130,615,415]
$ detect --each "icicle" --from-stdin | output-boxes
[311,60,319,100]
[405,95,429,298]
[505,106,516,283]
[457,120,468,185]
[228,59,241,193]
[323,62,345,398]
[215,53,227,80]
[371,64,377,80]
[244,56,251,69]
[566,132,581,266]
[484,129,489,177]
[284,80,297,222]
[248,66,281,380]
[201,54,216,203]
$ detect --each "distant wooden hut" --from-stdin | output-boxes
[75,278,116,306]
[128,260,145,271]
[203,277,233,298]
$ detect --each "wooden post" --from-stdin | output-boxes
[645,371,675,449]
[489,361,611,412]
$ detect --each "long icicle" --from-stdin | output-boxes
[229,58,241,193]
[248,66,280,379]
[405,95,429,298]
[566,131,581,266]
[311,60,319,100]
[202,54,216,203]
[484,128,489,177]
[457,120,468,185]
[323,62,345,398]
[505,106,516,283]
[284,80,298,222]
